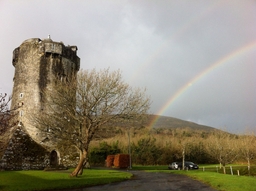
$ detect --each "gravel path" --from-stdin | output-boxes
[65,170,217,191]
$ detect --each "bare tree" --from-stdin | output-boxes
[177,137,193,170]
[206,130,239,174]
[34,69,151,177]
[0,93,12,134]
[0,93,19,158]
[238,133,256,175]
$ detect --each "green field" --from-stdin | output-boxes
[0,169,132,191]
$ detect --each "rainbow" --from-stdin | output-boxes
[149,41,256,128]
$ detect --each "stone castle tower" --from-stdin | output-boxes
[11,37,80,144]
[0,37,80,170]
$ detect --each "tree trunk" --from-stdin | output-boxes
[223,165,226,174]
[182,148,185,170]
[70,149,87,177]
[78,158,88,175]
[247,157,251,176]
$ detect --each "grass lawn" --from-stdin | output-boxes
[2,165,256,191]
[138,164,256,191]
[0,168,132,191]
[168,170,256,191]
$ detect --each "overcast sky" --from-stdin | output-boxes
[1,0,255,133]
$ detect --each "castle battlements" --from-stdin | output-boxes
[13,38,80,70]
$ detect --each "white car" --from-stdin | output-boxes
[168,162,180,170]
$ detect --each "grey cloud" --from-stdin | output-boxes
[0,0,255,133]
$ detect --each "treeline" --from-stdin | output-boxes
[89,127,256,173]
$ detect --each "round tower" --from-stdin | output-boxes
[11,37,80,145]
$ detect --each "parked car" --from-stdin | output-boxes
[168,161,199,170]
[168,162,180,170]
[183,161,199,169]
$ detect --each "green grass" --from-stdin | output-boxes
[192,164,256,176]
[2,165,256,191]
[0,169,132,191]
[137,165,256,191]
[169,170,256,191]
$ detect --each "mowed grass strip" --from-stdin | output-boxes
[0,169,132,191]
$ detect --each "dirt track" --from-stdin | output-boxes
[67,170,217,191]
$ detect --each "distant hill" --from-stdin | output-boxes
[147,115,216,131]
[95,115,217,139]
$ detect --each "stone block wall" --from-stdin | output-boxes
[0,127,49,170]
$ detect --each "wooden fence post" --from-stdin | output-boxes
[230,166,233,175]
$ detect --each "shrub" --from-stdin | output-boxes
[132,137,162,165]
[89,141,120,165]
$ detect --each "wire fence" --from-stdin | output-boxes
[200,165,256,176]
